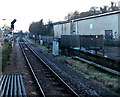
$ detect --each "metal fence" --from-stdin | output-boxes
[60,35,104,50]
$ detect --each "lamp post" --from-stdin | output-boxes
[10,19,17,47]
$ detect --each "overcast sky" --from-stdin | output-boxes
[0,0,119,31]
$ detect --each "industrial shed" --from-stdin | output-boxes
[54,11,120,40]
[54,21,71,38]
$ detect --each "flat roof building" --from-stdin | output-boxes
[54,11,120,40]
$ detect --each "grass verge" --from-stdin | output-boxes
[2,42,12,71]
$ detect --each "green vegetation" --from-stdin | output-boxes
[2,42,12,70]
[29,19,53,36]
[61,57,120,95]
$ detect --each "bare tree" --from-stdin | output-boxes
[64,12,73,21]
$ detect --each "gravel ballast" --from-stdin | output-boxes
[27,38,119,97]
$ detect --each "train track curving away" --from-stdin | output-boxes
[19,42,79,97]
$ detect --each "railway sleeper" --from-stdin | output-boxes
[0,74,27,97]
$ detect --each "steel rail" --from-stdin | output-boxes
[70,48,120,67]
[19,43,46,97]
[72,56,120,76]
[25,43,79,97]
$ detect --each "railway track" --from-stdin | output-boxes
[72,56,120,76]
[19,42,79,97]
[64,48,120,75]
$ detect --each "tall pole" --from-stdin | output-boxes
[11,19,17,47]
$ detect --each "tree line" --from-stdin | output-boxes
[29,19,54,36]
[65,2,120,20]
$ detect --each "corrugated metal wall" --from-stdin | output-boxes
[54,13,119,40]
[60,35,103,49]
[77,14,118,36]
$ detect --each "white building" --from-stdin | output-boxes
[54,11,120,40]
